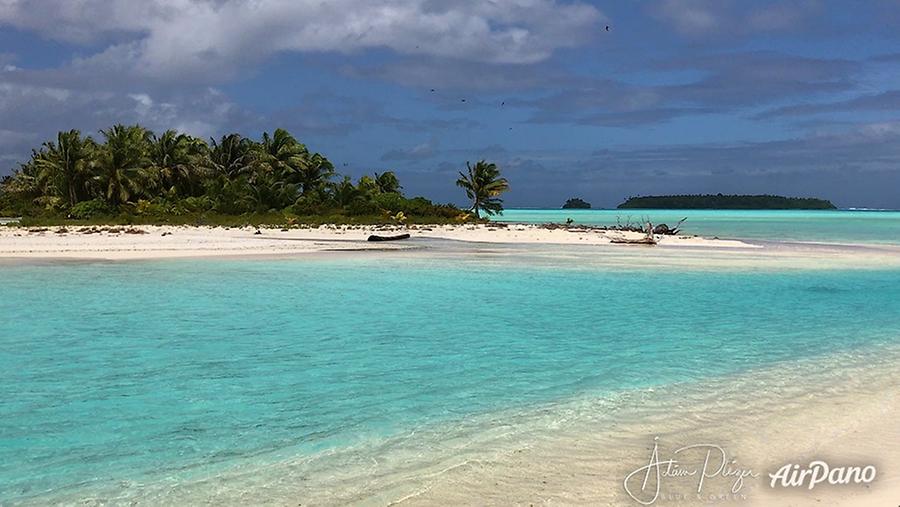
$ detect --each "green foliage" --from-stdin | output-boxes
[562,197,591,209]
[618,194,837,210]
[32,130,95,208]
[0,124,477,225]
[455,160,509,219]
[371,193,459,219]
[70,199,113,219]
[374,171,401,193]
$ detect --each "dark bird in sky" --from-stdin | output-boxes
[430,88,435,92]
[605,25,610,31]
[501,101,505,106]
[461,98,466,102]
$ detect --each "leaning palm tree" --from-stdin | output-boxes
[93,124,153,207]
[455,160,509,219]
[32,130,94,208]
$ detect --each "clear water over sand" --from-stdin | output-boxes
[496,209,900,244]
[1,251,899,504]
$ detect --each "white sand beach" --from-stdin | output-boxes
[2,224,900,273]
[0,223,748,260]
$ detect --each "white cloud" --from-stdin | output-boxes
[0,79,246,169]
[0,0,603,81]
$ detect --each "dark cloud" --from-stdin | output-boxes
[513,51,860,128]
[659,52,860,106]
[397,121,900,208]
[337,56,576,93]
[757,90,900,119]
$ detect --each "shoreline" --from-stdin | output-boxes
[0,223,753,260]
[3,224,900,271]
[25,342,900,506]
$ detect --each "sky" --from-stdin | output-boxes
[1,0,900,209]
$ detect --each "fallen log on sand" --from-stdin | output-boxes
[610,221,658,245]
[610,236,657,245]
[367,233,411,242]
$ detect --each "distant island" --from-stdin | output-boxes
[617,194,837,210]
[562,197,591,209]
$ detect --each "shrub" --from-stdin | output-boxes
[69,199,112,219]
[371,193,461,219]
[134,199,166,216]
[346,198,378,216]
[179,196,214,213]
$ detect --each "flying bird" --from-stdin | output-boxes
[605,25,610,31]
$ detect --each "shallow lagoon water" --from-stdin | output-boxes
[497,209,900,244]
[1,253,899,503]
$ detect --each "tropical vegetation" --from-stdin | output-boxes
[0,125,509,225]
[455,160,510,219]
[562,197,591,209]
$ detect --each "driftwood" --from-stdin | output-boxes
[653,218,687,236]
[367,233,411,242]
[540,217,686,236]
[611,221,658,245]
[610,236,657,245]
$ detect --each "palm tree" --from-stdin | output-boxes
[93,124,153,207]
[331,176,363,207]
[239,172,297,212]
[356,175,379,196]
[298,152,335,197]
[149,130,202,196]
[374,171,401,194]
[206,134,253,179]
[455,160,509,219]
[32,130,94,208]
[256,128,309,178]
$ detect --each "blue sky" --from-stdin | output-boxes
[1,0,900,208]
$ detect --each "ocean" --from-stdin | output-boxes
[495,209,900,244]
[2,247,899,504]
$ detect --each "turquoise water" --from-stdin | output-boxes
[495,209,900,244]
[1,255,900,503]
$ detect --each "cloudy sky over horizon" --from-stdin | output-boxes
[2,0,900,208]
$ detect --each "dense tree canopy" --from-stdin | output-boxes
[618,194,836,210]
[562,197,591,209]
[0,125,478,224]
